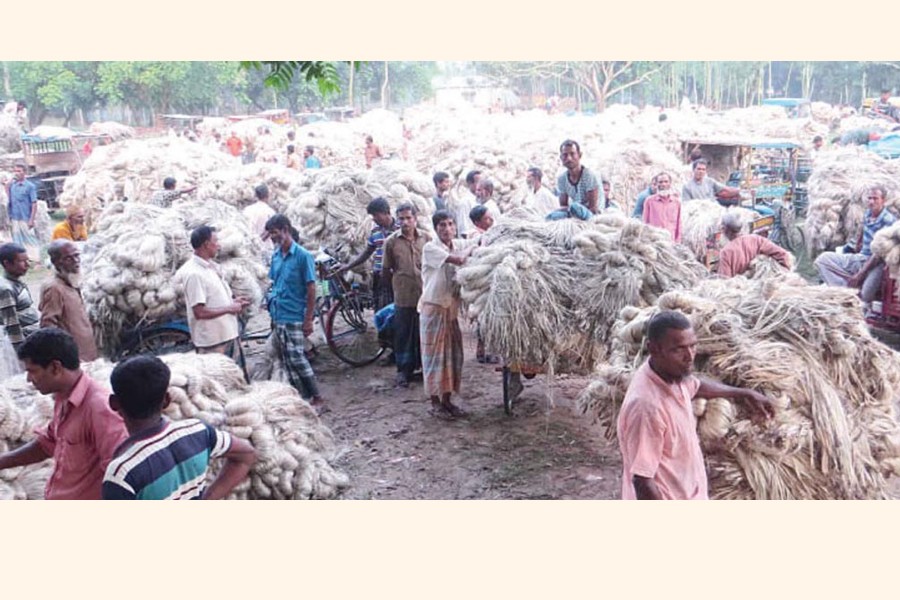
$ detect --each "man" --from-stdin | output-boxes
[617,311,774,500]
[681,159,741,206]
[175,226,249,365]
[51,205,88,242]
[242,183,276,241]
[873,88,900,123]
[601,178,621,212]
[149,177,196,208]
[265,214,325,407]
[432,171,451,212]
[468,204,494,240]
[39,240,98,361]
[454,170,481,239]
[303,145,322,169]
[7,164,38,259]
[0,328,129,499]
[339,197,398,311]
[364,135,383,169]
[642,172,682,243]
[811,135,824,153]
[525,167,559,217]
[102,356,256,500]
[419,210,477,418]
[815,185,896,304]
[475,178,502,221]
[226,131,243,158]
[717,212,792,278]
[382,203,431,387]
[557,139,602,216]
[632,175,658,219]
[0,243,39,349]
[286,144,302,170]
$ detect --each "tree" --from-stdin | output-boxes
[6,61,103,126]
[240,62,345,96]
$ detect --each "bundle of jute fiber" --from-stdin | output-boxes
[282,161,435,264]
[576,275,900,499]
[0,353,349,500]
[804,147,900,254]
[81,199,268,355]
[680,199,762,261]
[0,113,21,153]
[58,137,237,228]
[870,220,900,278]
[196,162,310,211]
[87,121,135,141]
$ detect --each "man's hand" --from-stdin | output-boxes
[27,219,34,229]
[302,318,314,337]
[847,272,864,289]
[738,389,776,420]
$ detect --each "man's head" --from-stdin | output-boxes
[559,140,582,170]
[109,355,171,421]
[465,170,482,194]
[367,197,393,228]
[287,144,295,155]
[0,243,28,278]
[476,178,494,201]
[812,135,824,150]
[287,130,296,141]
[65,205,85,229]
[17,328,80,395]
[433,171,451,195]
[254,183,270,202]
[692,159,708,181]
[867,185,887,216]
[265,214,296,251]
[48,240,82,286]
[688,148,703,163]
[432,209,456,243]
[646,310,696,381]
[882,89,892,103]
[526,167,543,192]
[396,203,418,235]
[13,163,25,181]
[720,211,744,240]
[469,204,494,231]
[190,225,218,260]
[304,146,314,159]
[602,178,612,199]
[649,174,659,194]
[655,172,672,196]
[365,135,374,145]
[163,177,177,191]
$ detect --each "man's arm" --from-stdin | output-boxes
[0,288,23,346]
[302,253,317,337]
[192,301,245,321]
[28,196,37,228]
[758,237,793,269]
[584,188,599,213]
[0,439,51,471]
[847,255,883,289]
[202,435,256,500]
[340,245,376,273]
[695,377,775,419]
[38,284,64,329]
[633,475,663,500]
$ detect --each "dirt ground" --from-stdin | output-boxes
[246,325,623,500]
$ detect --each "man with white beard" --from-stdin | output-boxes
[39,240,98,361]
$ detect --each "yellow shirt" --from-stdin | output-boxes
[51,221,88,242]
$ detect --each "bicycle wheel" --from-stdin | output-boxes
[123,329,194,358]
[325,293,385,367]
[787,224,805,255]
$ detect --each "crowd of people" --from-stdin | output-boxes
[0,126,894,501]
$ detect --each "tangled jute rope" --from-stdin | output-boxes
[576,273,900,500]
[0,353,349,500]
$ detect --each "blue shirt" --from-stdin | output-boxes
[268,241,317,324]
[305,156,321,169]
[632,186,653,218]
[7,178,37,221]
[862,208,896,256]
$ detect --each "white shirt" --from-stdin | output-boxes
[528,186,559,216]
[242,201,276,240]
[175,255,239,348]
[419,237,478,310]
[480,198,501,220]
[454,189,478,237]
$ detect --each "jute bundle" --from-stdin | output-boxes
[58,137,237,228]
[457,212,707,372]
[870,220,900,279]
[81,199,268,355]
[804,147,900,254]
[576,275,900,499]
[0,113,21,153]
[680,200,761,261]
[87,121,135,141]
[196,162,310,210]
[0,353,349,500]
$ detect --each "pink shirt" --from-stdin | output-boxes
[642,194,682,242]
[718,234,790,278]
[616,360,707,500]
[34,372,129,500]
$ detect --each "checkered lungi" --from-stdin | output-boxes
[273,322,320,400]
[420,302,463,397]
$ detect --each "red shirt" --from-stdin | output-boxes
[642,193,682,243]
[226,136,243,157]
[34,372,129,500]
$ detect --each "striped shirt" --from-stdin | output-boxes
[367,220,399,273]
[0,274,40,347]
[102,418,232,500]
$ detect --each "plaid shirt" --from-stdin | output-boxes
[0,274,39,346]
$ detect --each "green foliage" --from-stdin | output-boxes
[240,61,344,97]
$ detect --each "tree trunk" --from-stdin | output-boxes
[348,61,355,108]
[381,62,389,109]
[1,62,10,97]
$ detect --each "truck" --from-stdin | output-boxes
[20,132,113,208]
